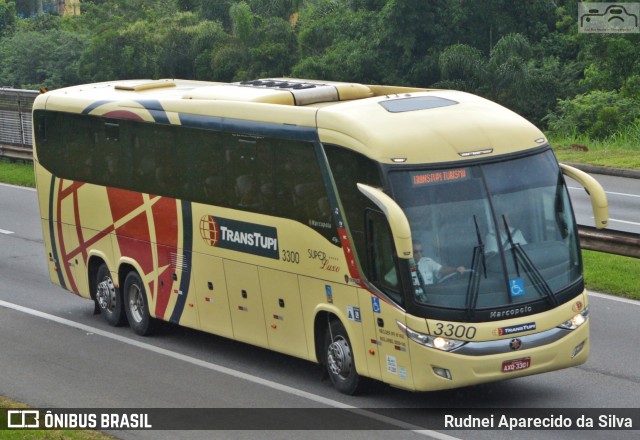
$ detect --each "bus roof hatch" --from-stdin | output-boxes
[182,79,373,106]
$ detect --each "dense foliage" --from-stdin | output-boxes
[1,0,638,135]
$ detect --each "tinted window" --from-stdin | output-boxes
[34,110,337,243]
[325,145,383,265]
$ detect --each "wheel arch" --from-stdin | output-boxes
[313,310,333,364]
[117,262,137,295]
[313,308,350,364]
[87,254,109,301]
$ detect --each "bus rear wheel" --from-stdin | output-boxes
[95,264,126,326]
[324,319,362,395]
[123,271,156,336]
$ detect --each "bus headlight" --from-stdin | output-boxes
[397,321,466,352]
[558,307,589,330]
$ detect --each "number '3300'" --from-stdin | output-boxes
[281,250,300,264]
[433,322,477,339]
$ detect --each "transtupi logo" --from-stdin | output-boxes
[199,215,279,259]
[199,215,221,247]
[492,322,537,337]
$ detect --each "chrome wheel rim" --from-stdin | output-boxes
[96,276,116,312]
[128,283,144,323]
[327,336,353,379]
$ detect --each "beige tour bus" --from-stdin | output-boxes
[32,78,608,394]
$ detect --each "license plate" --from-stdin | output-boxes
[502,357,531,373]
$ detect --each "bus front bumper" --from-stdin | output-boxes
[407,320,589,392]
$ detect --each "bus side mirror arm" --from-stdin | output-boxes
[559,163,609,229]
[357,183,413,259]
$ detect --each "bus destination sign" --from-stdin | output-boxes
[411,168,469,187]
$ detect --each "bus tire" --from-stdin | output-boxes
[95,264,126,326]
[324,319,362,395]
[123,271,156,336]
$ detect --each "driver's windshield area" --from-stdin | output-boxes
[388,150,581,312]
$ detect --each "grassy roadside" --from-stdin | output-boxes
[0,159,36,187]
[550,132,640,170]
[0,397,116,439]
[583,250,640,300]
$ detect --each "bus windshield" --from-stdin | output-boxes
[388,150,582,315]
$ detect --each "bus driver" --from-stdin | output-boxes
[413,240,465,285]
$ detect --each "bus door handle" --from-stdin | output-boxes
[377,318,384,327]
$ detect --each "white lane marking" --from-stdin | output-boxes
[568,186,640,199]
[0,229,14,235]
[608,218,640,227]
[0,299,459,440]
[0,182,36,192]
[588,291,640,306]
[605,190,640,199]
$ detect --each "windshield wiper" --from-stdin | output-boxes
[502,215,558,306]
[465,215,486,317]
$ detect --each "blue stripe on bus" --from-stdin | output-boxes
[169,200,193,324]
[81,100,113,115]
[178,113,318,142]
[47,175,67,289]
[136,100,171,125]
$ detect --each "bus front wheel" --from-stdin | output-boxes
[123,271,156,336]
[324,319,362,395]
[95,264,126,326]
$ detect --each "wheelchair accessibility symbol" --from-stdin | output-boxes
[510,278,526,297]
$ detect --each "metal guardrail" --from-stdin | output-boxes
[578,226,640,259]
[0,88,38,161]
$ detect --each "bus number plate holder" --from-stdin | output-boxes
[501,357,531,373]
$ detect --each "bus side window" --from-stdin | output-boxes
[365,208,403,305]
[95,121,122,186]
[325,145,384,258]
[175,128,231,207]
[274,140,337,241]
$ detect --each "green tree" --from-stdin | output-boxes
[442,0,556,54]
[246,0,299,20]
[435,33,579,125]
[14,0,48,16]
[210,43,247,81]
[0,28,87,88]
[436,34,534,103]
[0,0,17,36]
[546,90,640,139]
[155,13,229,79]
[78,20,157,82]
[294,2,379,82]
[437,44,485,92]
[230,1,255,45]
[247,16,297,78]
[194,0,235,29]
[579,36,640,92]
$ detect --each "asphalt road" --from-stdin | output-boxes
[0,183,639,440]
[566,173,640,234]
